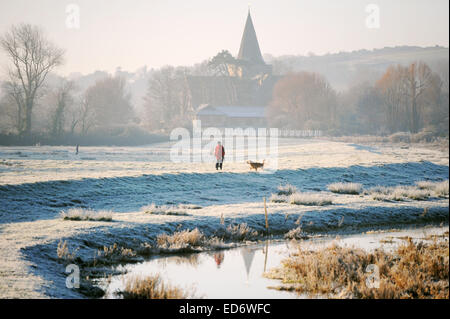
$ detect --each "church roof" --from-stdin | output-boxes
[237,11,265,65]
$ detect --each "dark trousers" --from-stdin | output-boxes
[216,162,223,170]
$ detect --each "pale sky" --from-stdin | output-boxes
[0,0,448,75]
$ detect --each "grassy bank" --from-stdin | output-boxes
[265,233,449,298]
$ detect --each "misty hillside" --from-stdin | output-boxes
[26,46,445,113]
[61,46,448,112]
[264,45,449,91]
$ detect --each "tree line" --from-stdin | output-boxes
[268,60,448,137]
[0,23,448,145]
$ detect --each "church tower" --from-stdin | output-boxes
[229,10,272,78]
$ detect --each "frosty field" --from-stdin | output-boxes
[0,138,448,298]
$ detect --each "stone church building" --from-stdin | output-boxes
[191,11,279,128]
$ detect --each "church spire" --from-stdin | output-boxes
[237,11,265,65]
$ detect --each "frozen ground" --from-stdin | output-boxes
[0,138,448,298]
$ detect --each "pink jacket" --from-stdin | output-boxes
[215,145,225,160]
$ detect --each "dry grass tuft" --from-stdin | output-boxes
[225,223,259,241]
[141,203,190,216]
[289,192,333,206]
[96,243,137,263]
[370,181,449,201]
[60,208,113,221]
[284,227,308,240]
[370,185,429,201]
[120,274,195,299]
[157,228,205,249]
[415,180,449,197]
[328,182,363,195]
[266,237,449,299]
[277,184,297,196]
[57,240,78,261]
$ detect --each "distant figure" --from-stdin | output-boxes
[213,252,224,268]
[214,141,225,170]
[75,144,79,155]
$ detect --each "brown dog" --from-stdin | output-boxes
[247,160,265,171]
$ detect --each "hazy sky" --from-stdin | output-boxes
[0,0,448,75]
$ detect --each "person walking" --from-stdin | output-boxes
[214,141,225,170]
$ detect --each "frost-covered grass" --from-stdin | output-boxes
[284,227,308,240]
[225,223,259,241]
[156,223,259,250]
[96,243,137,264]
[56,240,78,261]
[328,182,363,195]
[60,208,113,221]
[156,228,225,250]
[273,184,333,206]
[370,186,430,201]
[415,180,449,197]
[434,181,450,197]
[178,204,202,210]
[289,192,333,206]
[120,274,195,299]
[277,184,298,196]
[141,203,190,216]
[266,237,449,298]
[157,228,204,248]
[369,181,449,201]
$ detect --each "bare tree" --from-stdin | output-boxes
[268,72,337,130]
[85,75,133,127]
[377,62,443,134]
[1,81,24,133]
[144,66,192,131]
[0,24,64,135]
[79,93,96,136]
[376,65,409,133]
[49,80,75,137]
[405,62,433,133]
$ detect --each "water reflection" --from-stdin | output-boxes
[213,252,224,268]
[240,247,256,283]
[98,227,446,299]
[101,240,297,299]
[157,254,200,268]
